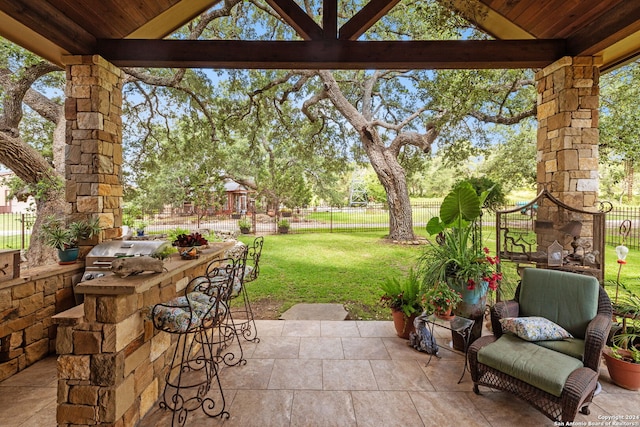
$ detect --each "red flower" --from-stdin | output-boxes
[483,247,490,254]
[467,278,476,290]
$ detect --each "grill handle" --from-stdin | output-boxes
[91,261,113,266]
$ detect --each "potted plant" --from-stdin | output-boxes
[604,286,640,390]
[277,219,290,234]
[238,218,251,234]
[134,220,148,236]
[172,232,209,259]
[41,215,101,264]
[418,180,500,348]
[424,281,463,320]
[281,208,292,218]
[380,268,423,339]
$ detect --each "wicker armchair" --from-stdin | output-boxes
[468,268,612,423]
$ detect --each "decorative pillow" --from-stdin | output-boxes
[499,316,573,342]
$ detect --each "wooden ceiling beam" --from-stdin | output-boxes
[323,0,338,39]
[97,38,566,69]
[567,1,640,56]
[263,0,323,40]
[339,0,402,41]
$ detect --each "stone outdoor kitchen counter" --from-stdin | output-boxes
[74,241,233,296]
[53,241,233,427]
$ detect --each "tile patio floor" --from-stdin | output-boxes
[2,320,639,427]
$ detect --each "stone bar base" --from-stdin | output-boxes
[53,243,231,426]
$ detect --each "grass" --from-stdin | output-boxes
[238,232,427,320]
[238,231,640,320]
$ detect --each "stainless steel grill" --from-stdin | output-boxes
[81,240,170,281]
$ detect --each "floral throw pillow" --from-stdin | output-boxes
[499,316,573,342]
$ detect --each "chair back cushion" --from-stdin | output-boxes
[518,268,599,339]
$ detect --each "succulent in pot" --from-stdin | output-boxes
[41,215,101,264]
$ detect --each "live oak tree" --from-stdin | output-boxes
[1,0,540,264]
[0,41,65,266]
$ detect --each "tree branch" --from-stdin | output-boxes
[468,106,536,125]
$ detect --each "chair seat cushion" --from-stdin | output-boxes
[152,292,226,333]
[477,334,584,397]
[534,338,585,361]
[211,274,242,297]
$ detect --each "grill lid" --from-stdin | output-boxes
[86,240,169,258]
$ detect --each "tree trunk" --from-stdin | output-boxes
[26,192,67,267]
[360,127,416,241]
[317,70,418,241]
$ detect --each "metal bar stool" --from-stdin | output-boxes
[230,236,263,343]
[205,246,249,367]
[150,258,241,426]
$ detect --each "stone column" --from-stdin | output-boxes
[63,55,124,250]
[535,56,600,250]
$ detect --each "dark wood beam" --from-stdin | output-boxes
[97,39,566,69]
[323,0,338,39]
[339,0,402,40]
[263,0,323,40]
[567,1,640,56]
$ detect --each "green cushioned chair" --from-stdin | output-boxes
[468,268,612,424]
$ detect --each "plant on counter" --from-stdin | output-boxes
[41,215,101,264]
[41,215,101,250]
[151,245,177,261]
[172,232,209,248]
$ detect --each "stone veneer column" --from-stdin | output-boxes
[535,56,600,249]
[63,55,124,248]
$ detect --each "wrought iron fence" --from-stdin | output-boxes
[0,213,36,250]
[2,203,640,250]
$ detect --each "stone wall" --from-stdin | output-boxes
[535,56,600,250]
[0,264,82,382]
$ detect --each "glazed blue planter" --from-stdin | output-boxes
[57,247,79,264]
[448,278,489,350]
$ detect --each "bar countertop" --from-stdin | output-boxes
[74,241,233,296]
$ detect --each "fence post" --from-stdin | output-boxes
[21,213,25,250]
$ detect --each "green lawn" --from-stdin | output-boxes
[238,231,640,320]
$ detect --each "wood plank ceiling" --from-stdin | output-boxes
[0,0,639,70]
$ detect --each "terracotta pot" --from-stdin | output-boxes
[391,309,418,339]
[603,347,640,391]
[435,307,455,321]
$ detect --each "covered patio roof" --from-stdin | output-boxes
[0,0,639,70]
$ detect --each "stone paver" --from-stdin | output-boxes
[2,320,639,427]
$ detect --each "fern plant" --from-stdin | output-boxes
[380,268,423,317]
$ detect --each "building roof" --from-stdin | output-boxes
[0,1,638,71]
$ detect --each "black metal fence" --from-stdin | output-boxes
[2,203,640,250]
